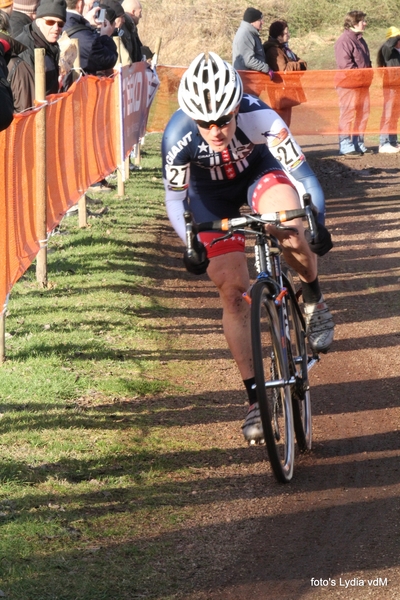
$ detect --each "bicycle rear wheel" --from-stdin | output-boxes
[283,269,312,452]
[251,280,295,483]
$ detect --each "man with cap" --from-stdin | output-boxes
[16,0,67,94]
[10,0,39,38]
[64,0,117,75]
[232,6,271,75]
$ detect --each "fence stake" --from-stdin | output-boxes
[34,48,47,287]
[72,39,87,228]
[0,312,5,363]
[114,37,124,197]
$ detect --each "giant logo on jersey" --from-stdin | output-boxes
[165,132,193,165]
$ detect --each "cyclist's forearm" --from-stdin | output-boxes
[165,189,187,243]
[290,162,326,226]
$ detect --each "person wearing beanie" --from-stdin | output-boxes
[262,20,307,126]
[63,0,117,76]
[232,6,271,74]
[334,10,373,156]
[16,0,67,95]
[10,0,39,38]
[376,27,400,153]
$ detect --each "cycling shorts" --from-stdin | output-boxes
[189,156,295,258]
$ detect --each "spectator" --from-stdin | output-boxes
[16,0,67,95]
[120,0,143,63]
[263,19,307,126]
[334,10,373,157]
[0,37,14,129]
[232,7,270,74]
[0,8,35,111]
[376,27,400,154]
[10,0,39,38]
[64,0,117,75]
[263,21,307,72]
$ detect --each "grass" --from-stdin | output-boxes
[0,133,206,599]
[141,0,400,67]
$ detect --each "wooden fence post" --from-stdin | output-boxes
[114,37,125,198]
[0,308,5,363]
[71,40,88,228]
[35,48,48,287]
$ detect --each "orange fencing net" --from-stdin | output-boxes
[0,75,118,313]
[147,65,396,136]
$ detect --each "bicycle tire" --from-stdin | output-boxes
[251,280,295,483]
[283,269,312,452]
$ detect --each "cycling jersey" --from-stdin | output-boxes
[162,93,325,242]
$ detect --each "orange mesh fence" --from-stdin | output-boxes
[45,75,117,231]
[147,65,395,136]
[0,110,39,311]
[0,75,118,313]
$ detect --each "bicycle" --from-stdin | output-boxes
[184,195,320,483]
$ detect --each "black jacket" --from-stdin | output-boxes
[64,12,117,74]
[9,10,31,39]
[120,14,142,63]
[16,22,60,95]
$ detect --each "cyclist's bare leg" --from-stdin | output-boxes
[256,183,334,352]
[256,183,317,283]
[206,251,254,380]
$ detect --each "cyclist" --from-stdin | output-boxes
[161,52,334,443]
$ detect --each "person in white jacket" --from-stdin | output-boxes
[232,6,270,74]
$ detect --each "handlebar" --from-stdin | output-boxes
[184,194,318,250]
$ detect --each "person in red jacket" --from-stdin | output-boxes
[334,10,373,157]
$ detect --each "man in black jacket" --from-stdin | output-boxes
[120,0,143,63]
[64,0,117,75]
[16,0,67,95]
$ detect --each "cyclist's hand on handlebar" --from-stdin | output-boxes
[183,236,210,275]
[308,222,333,256]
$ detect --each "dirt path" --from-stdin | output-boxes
[151,136,400,599]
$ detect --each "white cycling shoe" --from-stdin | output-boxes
[304,295,334,353]
[242,403,264,444]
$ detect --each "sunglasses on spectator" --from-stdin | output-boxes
[43,18,65,28]
[195,113,235,130]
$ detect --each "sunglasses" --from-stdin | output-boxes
[195,114,235,130]
[43,18,65,28]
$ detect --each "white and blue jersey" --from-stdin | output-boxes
[162,93,325,242]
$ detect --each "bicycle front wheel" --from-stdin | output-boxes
[251,280,295,483]
[283,269,312,452]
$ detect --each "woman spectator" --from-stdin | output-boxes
[377,27,400,153]
[16,0,67,95]
[334,11,373,156]
[263,20,307,126]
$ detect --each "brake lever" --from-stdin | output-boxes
[210,229,233,247]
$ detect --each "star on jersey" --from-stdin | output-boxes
[198,142,209,153]
[244,94,261,107]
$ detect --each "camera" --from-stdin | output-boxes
[96,7,106,23]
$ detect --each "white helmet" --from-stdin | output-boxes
[178,52,243,122]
